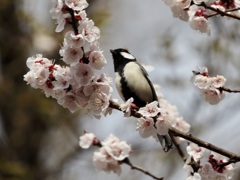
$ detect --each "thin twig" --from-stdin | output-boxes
[200,3,240,21]
[220,87,240,93]
[169,131,187,162]
[122,158,163,180]
[208,7,240,18]
[225,7,240,13]
[219,158,238,167]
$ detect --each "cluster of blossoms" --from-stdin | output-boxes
[120,85,190,142]
[163,0,240,35]
[79,133,131,175]
[24,0,112,117]
[156,84,191,138]
[192,67,226,105]
[184,143,234,179]
[136,101,170,138]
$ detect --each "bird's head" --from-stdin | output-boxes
[110,48,136,72]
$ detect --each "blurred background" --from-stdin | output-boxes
[1,0,240,179]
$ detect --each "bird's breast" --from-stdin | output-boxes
[123,62,153,103]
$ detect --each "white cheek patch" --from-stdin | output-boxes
[120,52,135,60]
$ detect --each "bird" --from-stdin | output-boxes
[110,48,173,152]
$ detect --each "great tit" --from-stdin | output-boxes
[110,48,172,152]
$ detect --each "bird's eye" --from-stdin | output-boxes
[120,52,135,60]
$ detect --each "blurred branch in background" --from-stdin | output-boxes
[0,1,84,179]
[0,0,111,179]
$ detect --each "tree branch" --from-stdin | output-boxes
[169,127,240,161]
[122,158,163,180]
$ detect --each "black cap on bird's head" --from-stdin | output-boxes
[110,48,136,72]
[110,48,129,54]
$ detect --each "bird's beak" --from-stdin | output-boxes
[110,49,115,54]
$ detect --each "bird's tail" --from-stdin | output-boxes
[157,134,173,152]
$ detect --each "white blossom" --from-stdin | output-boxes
[64,31,85,48]
[189,16,211,35]
[65,0,89,11]
[59,42,84,65]
[173,117,190,133]
[75,10,87,20]
[24,55,55,89]
[70,63,94,86]
[50,0,70,32]
[212,75,226,88]
[193,75,211,89]
[78,19,100,43]
[52,65,72,90]
[193,0,209,5]
[185,144,235,180]
[88,90,110,117]
[192,67,226,104]
[74,87,88,108]
[138,101,161,117]
[79,132,96,149]
[186,173,201,180]
[176,0,191,8]
[26,54,52,69]
[93,148,121,175]
[188,5,210,35]
[171,5,189,21]
[120,98,134,117]
[57,91,80,112]
[102,134,131,161]
[89,50,107,70]
[136,117,156,138]
[24,68,49,88]
[155,116,170,135]
[93,134,131,175]
[187,143,210,161]
[83,74,112,97]
[202,88,225,105]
